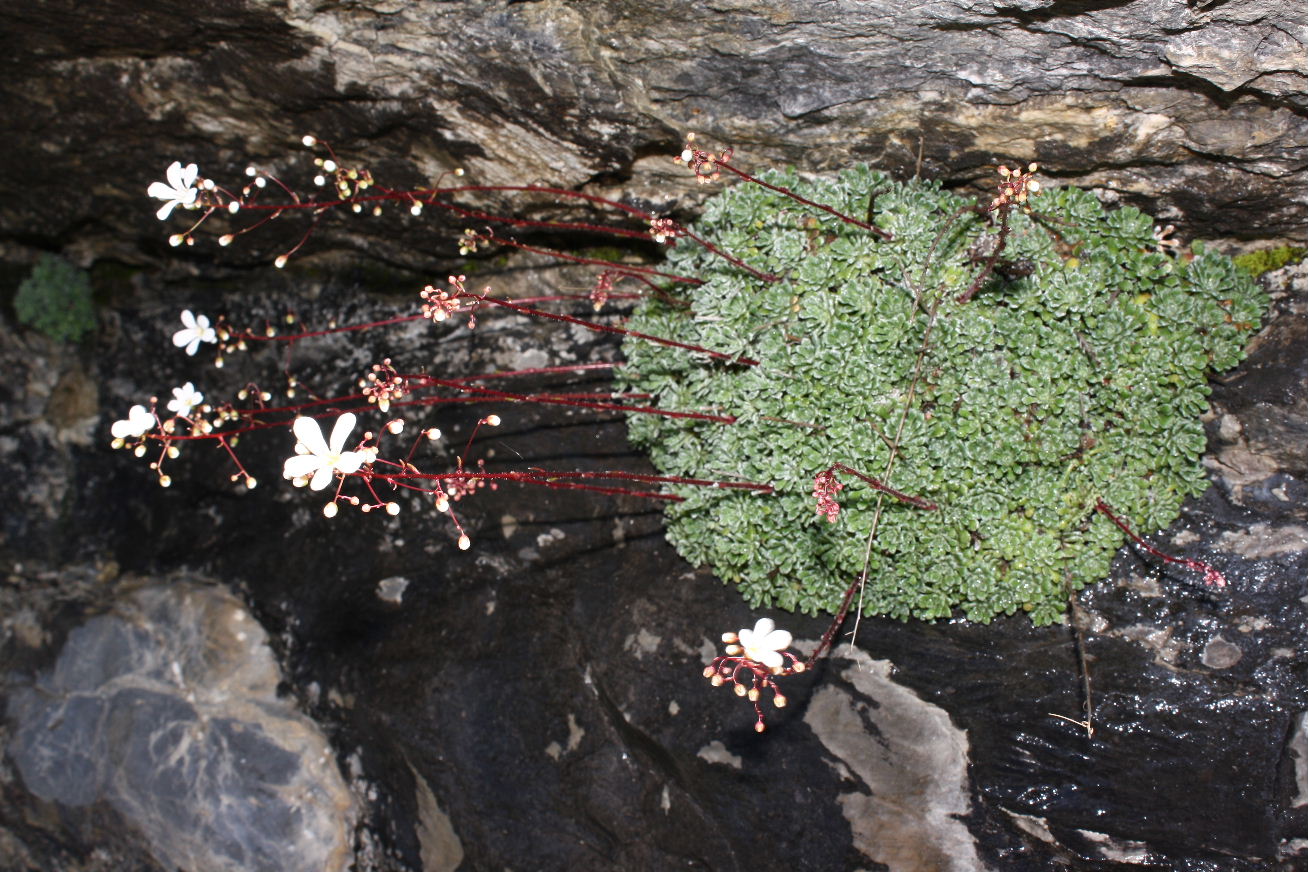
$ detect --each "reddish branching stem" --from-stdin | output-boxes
[469,294,760,365]
[806,582,861,669]
[828,463,938,510]
[714,159,894,241]
[1094,500,1226,587]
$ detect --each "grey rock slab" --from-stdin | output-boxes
[6,580,355,872]
[804,644,984,872]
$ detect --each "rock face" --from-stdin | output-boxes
[2,0,1305,272]
[3,2,1308,871]
[4,578,355,872]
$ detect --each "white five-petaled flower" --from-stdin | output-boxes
[282,413,366,491]
[172,310,217,356]
[147,161,200,221]
[166,382,204,418]
[738,618,793,669]
[111,404,155,439]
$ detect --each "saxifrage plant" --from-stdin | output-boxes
[110,140,1264,730]
[620,161,1264,625]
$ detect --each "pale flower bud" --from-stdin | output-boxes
[274,255,288,269]
[228,201,240,214]
[387,420,404,435]
[219,234,234,247]
[323,160,337,172]
[323,502,339,518]
[302,134,317,147]
[457,534,471,550]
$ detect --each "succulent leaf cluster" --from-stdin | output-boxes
[14,254,96,344]
[620,167,1266,624]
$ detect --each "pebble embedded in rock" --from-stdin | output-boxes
[1201,635,1243,670]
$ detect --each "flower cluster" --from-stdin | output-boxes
[703,618,803,733]
[673,132,732,184]
[589,270,618,311]
[648,217,682,246]
[1153,223,1181,255]
[420,281,463,323]
[989,163,1041,213]
[305,135,375,205]
[110,387,237,488]
[813,468,844,523]
[361,359,408,413]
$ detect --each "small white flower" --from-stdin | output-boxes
[147,161,199,221]
[737,618,793,669]
[282,413,366,491]
[166,382,204,417]
[172,310,217,356]
[111,404,155,439]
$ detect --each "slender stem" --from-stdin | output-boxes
[471,294,759,365]
[829,463,937,510]
[1067,590,1095,738]
[1094,500,1226,586]
[465,232,700,284]
[716,159,893,241]
[405,373,738,423]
